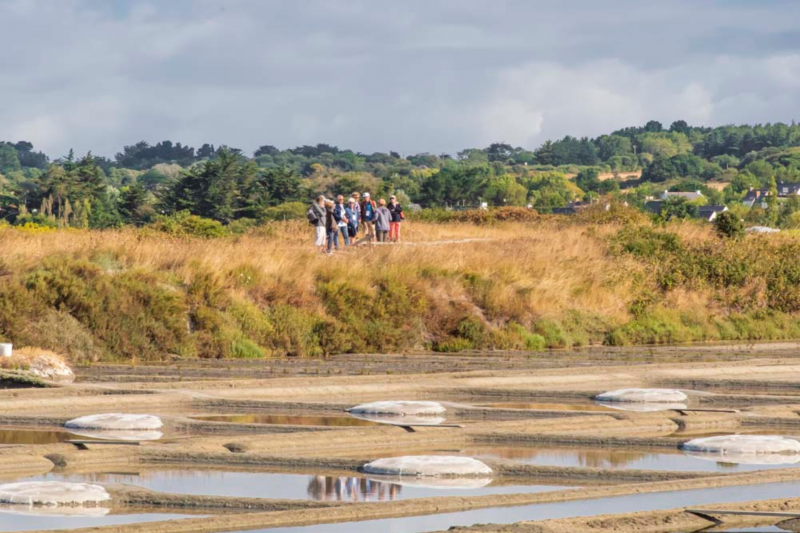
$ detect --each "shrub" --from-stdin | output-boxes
[149,210,228,238]
[714,211,745,239]
[433,337,473,353]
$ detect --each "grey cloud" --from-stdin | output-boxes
[1,0,799,158]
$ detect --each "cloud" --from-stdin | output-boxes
[0,0,798,159]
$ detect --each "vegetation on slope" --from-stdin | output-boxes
[2,209,800,362]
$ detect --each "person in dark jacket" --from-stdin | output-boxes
[334,195,351,246]
[374,199,392,243]
[388,195,403,242]
[311,195,327,253]
[346,198,359,242]
[325,200,338,253]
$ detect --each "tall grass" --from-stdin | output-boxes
[0,216,797,362]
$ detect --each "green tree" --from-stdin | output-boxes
[714,211,744,239]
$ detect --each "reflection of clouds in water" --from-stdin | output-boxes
[306,476,403,502]
[366,476,492,490]
[65,430,163,442]
[0,504,110,517]
[593,401,687,412]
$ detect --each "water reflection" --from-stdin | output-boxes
[0,428,74,446]
[346,413,447,426]
[306,476,402,502]
[593,401,688,412]
[464,446,660,469]
[478,402,617,412]
[193,414,380,427]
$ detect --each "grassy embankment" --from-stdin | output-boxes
[2,209,800,363]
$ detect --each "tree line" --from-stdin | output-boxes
[1,120,800,229]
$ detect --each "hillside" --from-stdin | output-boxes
[3,212,800,362]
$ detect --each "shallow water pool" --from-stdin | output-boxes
[222,481,800,533]
[0,427,80,446]
[192,414,383,427]
[0,511,197,532]
[463,444,800,473]
[24,470,571,502]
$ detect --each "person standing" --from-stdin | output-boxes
[374,199,392,243]
[334,195,351,246]
[351,192,362,239]
[360,192,377,241]
[309,195,327,253]
[346,198,359,242]
[325,200,338,253]
[388,195,403,242]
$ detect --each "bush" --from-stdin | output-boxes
[714,211,744,239]
[433,337,473,353]
[149,210,228,238]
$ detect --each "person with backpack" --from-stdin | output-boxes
[360,192,377,241]
[334,195,351,246]
[374,199,392,243]
[307,196,327,253]
[388,195,404,242]
[346,198,359,243]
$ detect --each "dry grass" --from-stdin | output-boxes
[0,220,637,324]
[1,218,797,359]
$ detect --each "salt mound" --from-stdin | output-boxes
[0,482,110,506]
[65,414,163,431]
[595,401,688,412]
[683,449,800,466]
[362,456,492,477]
[26,353,75,383]
[347,401,446,417]
[681,435,800,459]
[594,388,688,403]
[349,413,447,426]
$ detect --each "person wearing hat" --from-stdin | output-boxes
[388,195,403,242]
[360,192,377,241]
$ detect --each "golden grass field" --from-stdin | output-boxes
[1,216,798,363]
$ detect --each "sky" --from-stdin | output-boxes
[1,0,799,159]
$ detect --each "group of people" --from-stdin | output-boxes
[308,192,403,253]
